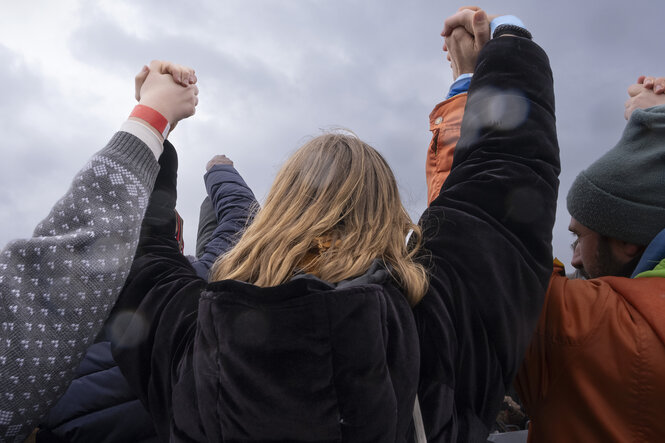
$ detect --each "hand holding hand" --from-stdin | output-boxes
[441,7,492,79]
[206,155,234,171]
[442,6,497,39]
[637,75,665,94]
[137,60,199,126]
[625,76,665,120]
[135,61,197,101]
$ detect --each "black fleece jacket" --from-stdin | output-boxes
[413,35,559,442]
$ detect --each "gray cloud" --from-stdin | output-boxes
[0,45,100,242]
[2,0,664,269]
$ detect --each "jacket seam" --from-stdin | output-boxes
[324,292,343,439]
[629,315,649,442]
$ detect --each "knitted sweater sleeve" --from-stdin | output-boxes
[0,132,159,442]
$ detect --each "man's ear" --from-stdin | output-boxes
[610,238,646,261]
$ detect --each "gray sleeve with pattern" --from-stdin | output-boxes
[0,131,160,442]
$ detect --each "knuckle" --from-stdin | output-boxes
[451,27,466,38]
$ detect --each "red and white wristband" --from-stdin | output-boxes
[129,104,171,139]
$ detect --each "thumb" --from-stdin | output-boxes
[472,10,490,49]
[627,83,643,98]
[134,65,149,101]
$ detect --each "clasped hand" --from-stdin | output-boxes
[441,6,496,79]
[625,75,665,119]
[135,60,199,133]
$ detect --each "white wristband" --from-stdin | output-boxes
[121,119,164,160]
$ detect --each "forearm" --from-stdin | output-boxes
[192,165,257,276]
[432,34,559,360]
[0,132,159,441]
[416,35,559,434]
[429,16,534,206]
[107,142,204,436]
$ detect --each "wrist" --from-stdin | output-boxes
[489,15,532,40]
[493,24,532,40]
[490,15,526,35]
[121,119,164,160]
[130,104,171,139]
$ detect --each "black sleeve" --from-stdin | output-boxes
[414,36,560,442]
[111,142,207,440]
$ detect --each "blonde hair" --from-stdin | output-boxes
[210,132,428,305]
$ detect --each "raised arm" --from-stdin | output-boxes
[425,8,492,206]
[0,62,197,441]
[111,139,257,442]
[413,11,560,441]
[106,137,205,439]
[190,155,258,278]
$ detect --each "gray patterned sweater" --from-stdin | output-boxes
[0,131,160,442]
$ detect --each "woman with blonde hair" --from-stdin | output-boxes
[210,132,428,304]
[114,130,425,442]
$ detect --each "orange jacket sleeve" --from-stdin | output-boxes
[514,263,613,413]
[513,263,665,442]
[426,93,467,206]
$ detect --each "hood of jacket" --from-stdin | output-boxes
[633,227,665,278]
[618,227,665,346]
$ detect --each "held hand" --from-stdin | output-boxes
[135,61,197,101]
[624,81,665,120]
[138,60,199,126]
[442,6,497,38]
[206,155,234,171]
[441,8,491,78]
[444,28,475,79]
[637,75,665,94]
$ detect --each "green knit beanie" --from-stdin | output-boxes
[566,105,665,246]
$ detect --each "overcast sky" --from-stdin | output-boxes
[1,0,662,270]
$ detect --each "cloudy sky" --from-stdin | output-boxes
[1,0,662,269]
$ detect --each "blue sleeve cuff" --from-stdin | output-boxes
[490,15,525,36]
[446,74,472,99]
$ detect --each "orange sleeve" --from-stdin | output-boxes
[426,93,467,206]
[515,262,614,413]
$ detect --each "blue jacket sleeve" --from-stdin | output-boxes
[190,165,257,279]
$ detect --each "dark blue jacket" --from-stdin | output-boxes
[36,341,159,443]
[190,164,256,279]
[38,146,257,443]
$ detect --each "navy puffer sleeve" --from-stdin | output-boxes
[191,165,257,279]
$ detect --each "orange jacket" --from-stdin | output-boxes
[515,263,665,443]
[426,93,467,205]
[426,96,665,442]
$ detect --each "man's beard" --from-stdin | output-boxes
[578,237,642,279]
